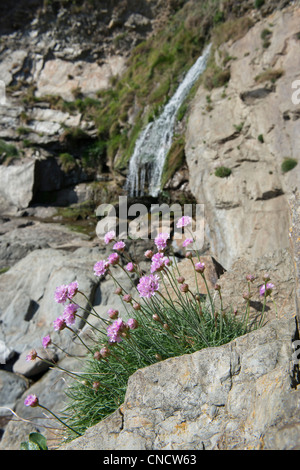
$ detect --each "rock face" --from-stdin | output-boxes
[185,5,300,269]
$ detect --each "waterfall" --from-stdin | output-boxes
[126,43,212,198]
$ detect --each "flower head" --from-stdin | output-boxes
[67,281,79,299]
[150,252,170,273]
[144,250,154,259]
[107,318,127,344]
[24,394,39,407]
[180,283,189,293]
[26,349,37,361]
[176,216,192,228]
[260,282,274,297]
[108,308,119,319]
[137,274,160,299]
[125,262,135,273]
[182,238,193,248]
[113,241,125,252]
[123,294,132,303]
[54,284,69,304]
[104,230,116,245]
[42,335,51,349]
[127,318,138,330]
[94,260,109,277]
[195,262,205,273]
[154,232,170,251]
[246,274,255,283]
[100,347,110,358]
[107,252,119,266]
[63,303,79,326]
[53,316,67,332]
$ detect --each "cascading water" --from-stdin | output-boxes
[126,43,212,198]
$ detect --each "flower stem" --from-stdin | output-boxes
[38,404,81,436]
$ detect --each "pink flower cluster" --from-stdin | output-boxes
[150,252,170,273]
[154,232,169,251]
[260,282,274,297]
[137,274,160,299]
[107,318,127,343]
[176,216,192,228]
[24,394,39,407]
[54,281,79,304]
[104,230,116,245]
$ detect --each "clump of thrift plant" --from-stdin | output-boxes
[23,215,276,441]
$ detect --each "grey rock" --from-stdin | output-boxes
[59,316,298,450]
[0,160,35,211]
[0,370,28,417]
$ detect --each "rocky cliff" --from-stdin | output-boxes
[0,0,299,451]
[185,5,299,269]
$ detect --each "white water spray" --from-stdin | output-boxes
[126,43,212,197]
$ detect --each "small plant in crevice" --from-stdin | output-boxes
[214,166,232,178]
[258,134,264,143]
[22,216,276,442]
[281,158,298,173]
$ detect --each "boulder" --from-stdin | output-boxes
[59,315,299,450]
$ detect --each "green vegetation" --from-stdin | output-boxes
[258,134,264,143]
[0,139,19,163]
[215,166,232,178]
[255,68,284,84]
[21,432,48,451]
[281,158,298,173]
[254,0,265,9]
[58,153,77,173]
[0,267,10,275]
[234,122,244,133]
[261,28,272,48]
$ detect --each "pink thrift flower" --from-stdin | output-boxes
[53,316,67,331]
[123,294,132,303]
[176,215,192,228]
[113,241,126,252]
[108,252,119,266]
[42,335,51,349]
[127,318,138,330]
[182,238,193,247]
[195,262,205,273]
[24,394,39,407]
[108,308,119,319]
[154,232,170,251]
[150,252,169,273]
[100,347,110,358]
[144,250,154,259]
[107,318,127,344]
[126,262,135,272]
[67,281,79,299]
[137,274,160,298]
[26,349,37,361]
[54,284,69,304]
[63,303,79,326]
[260,282,274,297]
[94,260,108,277]
[104,230,116,244]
